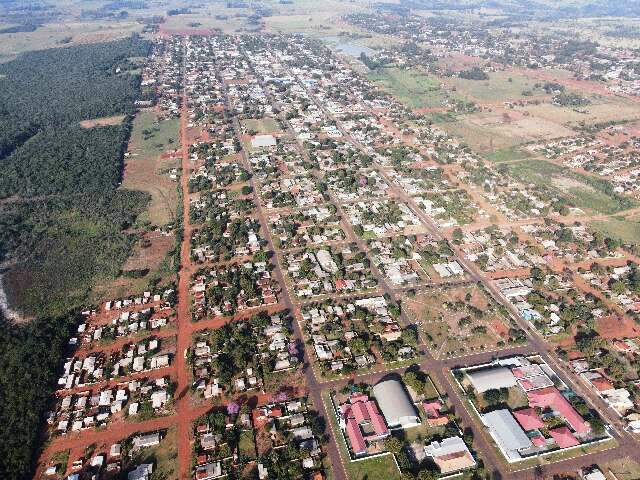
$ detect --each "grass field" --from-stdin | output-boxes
[160,13,250,34]
[239,430,257,460]
[346,454,401,480]
[443,70,549,102]
[241,118,281,134]
[506,160,638,215]
[122,111,180,226]
[367,67,453,109]
[403,285,516,359]
[0,20,142,63]
[128,427,178,480]
[590,218,640,245]
[481,146,532,163]
[79,115,125,128]
[604,457,640,480]
[521,96,640,127]
[439,111,574,151]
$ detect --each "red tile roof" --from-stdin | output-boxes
[341,394,389,455]
[512,408,544,431]
[346,418,367,454]
[531,434,546,447]
[549,426,580,448]
[590,377,614,392]
[527,387,590,434]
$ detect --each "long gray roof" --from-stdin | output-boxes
[482,409,532,460]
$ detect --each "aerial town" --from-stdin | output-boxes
[1,1,640,480]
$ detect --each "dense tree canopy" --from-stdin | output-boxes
[0,36,151,479]
[0,35,149,158]
[0,311,79,478]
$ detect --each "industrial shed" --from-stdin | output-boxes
[372,378,420,429]
[467,366,517,393]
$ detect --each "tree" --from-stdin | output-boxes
[400,327,418,346]
[483,388,507,406]
[418,469,439,480]
[384,436,403,454]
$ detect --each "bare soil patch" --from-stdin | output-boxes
[79,115,125,129]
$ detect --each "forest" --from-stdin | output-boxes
[0,310,79,479]
[0,36,151,479]
[0,35,148,158]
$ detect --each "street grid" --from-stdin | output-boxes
[33,34,640,480]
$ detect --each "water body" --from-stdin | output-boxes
[319,35,375,58]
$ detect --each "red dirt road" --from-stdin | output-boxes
[175,87,195,480]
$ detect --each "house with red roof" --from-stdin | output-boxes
[590,376,614,393]
[339,393,390,457]
[549,426,580,448]
[512,408,544,431]
[422,400,449,427]
[527,387,591,434]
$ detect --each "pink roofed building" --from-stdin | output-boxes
[340,393,390,457]
[527,387,591,434]
[422,400,449,427]
[549,426,580,448]
[531,434,546,448]
[512,408,544,431]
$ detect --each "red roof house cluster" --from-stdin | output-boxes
[527,387,591,434]
[340,393,389,457]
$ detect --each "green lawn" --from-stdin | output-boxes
[123,110,180,226]
[423,377,440,400]
[367,67,454,109]
[241,118,281,134]
[346,454,402,480]
[482,147,532,163]
[239,430,257,460]
[128,428,178,480]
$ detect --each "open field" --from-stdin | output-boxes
[481,146,533,163]
[368,67,454,109]
[122,111,180,226]
[604,457,640,480]
[442,70,550,103]
[506,159,638,215]
[263,0,366,34]
[0,20,142,63]
[345,454,401,480]
[520,96,640,127]
[160,13,251,35]
[403,285,517,359]
[79,115,125,128]
[590,217,640,245]
[440,110,575,151]
[241,118,281,134]
[127,427,178,480]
